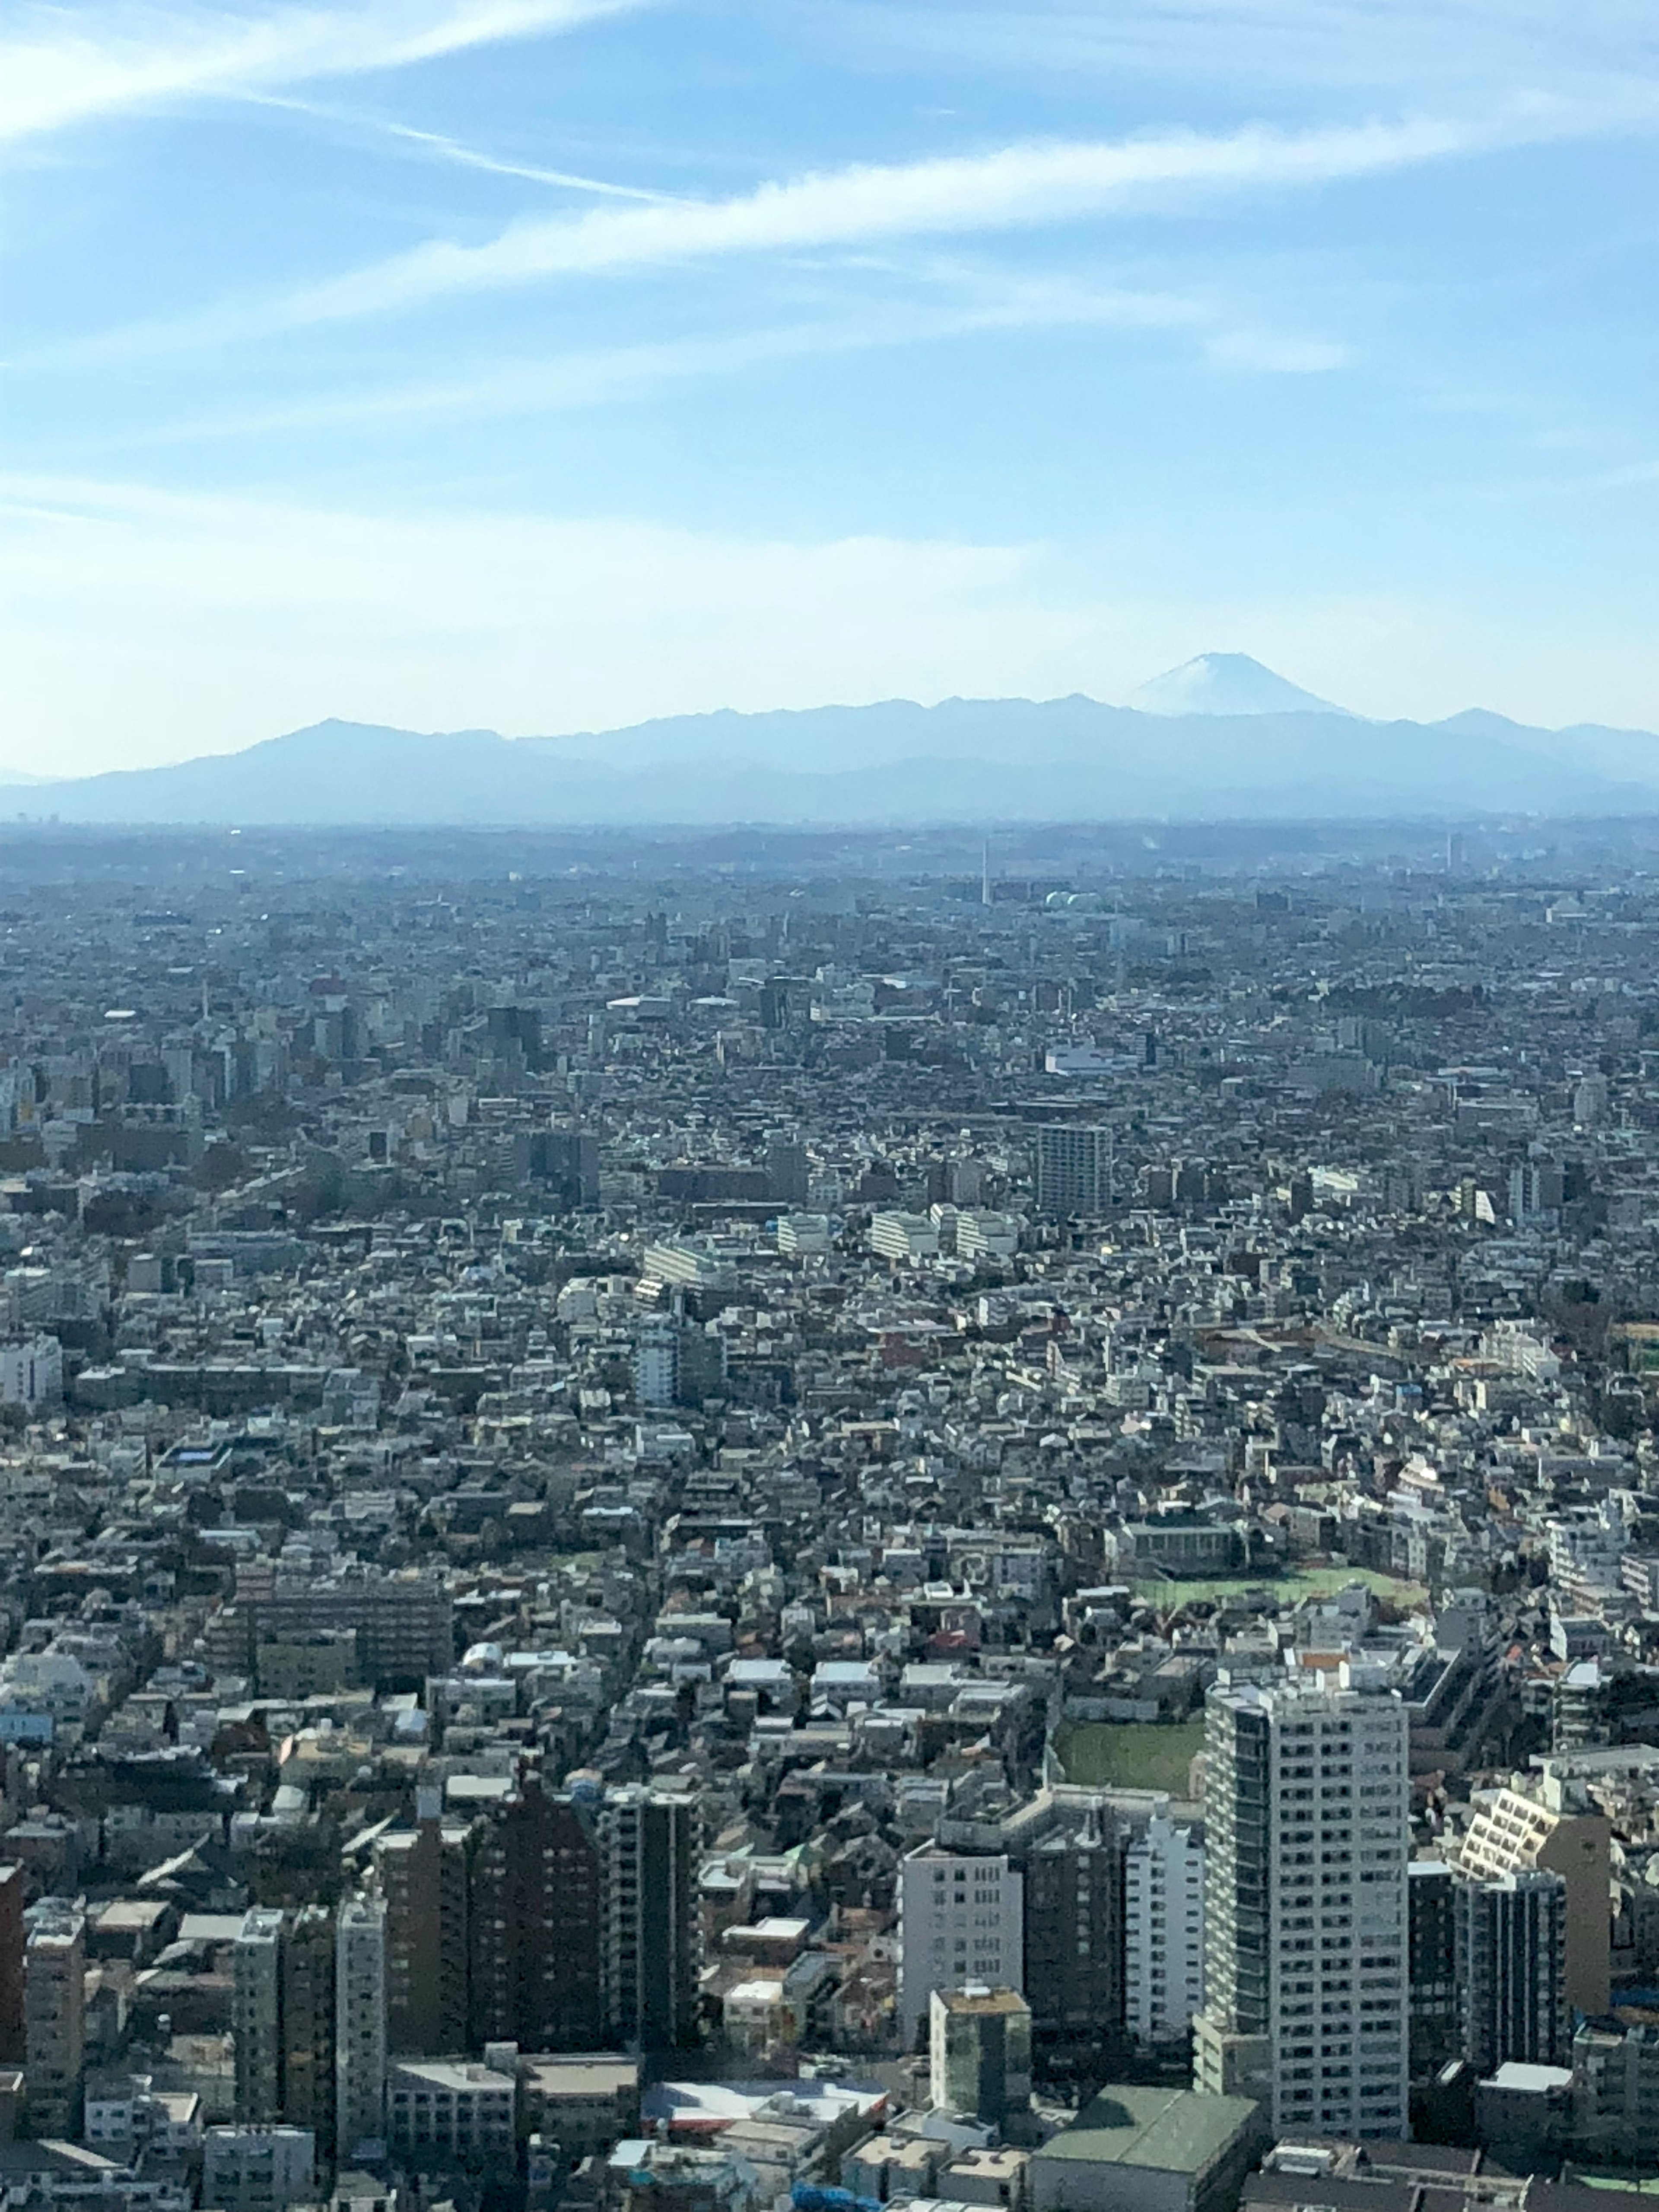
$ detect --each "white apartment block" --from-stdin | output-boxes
[0,1334,61,1408]
[1193,1663,1410,2141]
[870,1212,940,1264]
[633,1316,677,1407]
[1125,1813,1205,2046]
[1546,1501,1630,1596]
[953,1211,1020,1261]
[776,1214,832,1255]
[898,1846,1023,2047]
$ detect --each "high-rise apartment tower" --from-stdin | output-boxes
[1193,1665,1410,2141]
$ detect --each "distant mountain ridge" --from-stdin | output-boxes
[13,656,1659,824]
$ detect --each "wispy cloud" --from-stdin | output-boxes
[249,95,676,201]
[0,0,648,146]
[813,0,1659,103]
[100,268,1344,448]
[283,112,1501,321]
[52,102,1592,360]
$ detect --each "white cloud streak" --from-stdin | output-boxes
[104,273,1342,448]
[54,102,1578,361]
[248,95,676,200]
[0,0,647,146]
[286,112,1500,321]
[813,0,1659,103]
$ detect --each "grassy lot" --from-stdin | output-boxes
[1128,1564,1429,1611]
[1055,1718,1207,1793]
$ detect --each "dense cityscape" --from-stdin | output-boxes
[0,818,1658,2212]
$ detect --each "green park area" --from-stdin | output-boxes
[1055,1718,1207,1793]
[1128,1563,1429,1611]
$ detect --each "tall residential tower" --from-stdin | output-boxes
[1192,1664,1410,2141]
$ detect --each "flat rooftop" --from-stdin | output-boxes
[1036,2087,1262,2176]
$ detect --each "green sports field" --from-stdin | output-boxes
[1055,1718,1207,1792]
[1127,1564,1429,1611]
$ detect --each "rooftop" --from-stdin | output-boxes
[1036,2087,1263,2175]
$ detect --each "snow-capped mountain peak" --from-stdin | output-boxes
[1127,652,1352,718]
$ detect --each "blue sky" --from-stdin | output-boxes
[6,0,1659,771]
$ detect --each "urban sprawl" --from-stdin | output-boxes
[0,823,1649,2212]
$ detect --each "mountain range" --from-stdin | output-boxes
[16,655,1659,826]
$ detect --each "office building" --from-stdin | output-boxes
[24,1904,85,2138]
[898,1846,1024,2049]
[1034,1125,1111,1218]
[599,1787,701,2052]
[1192,1665,1410,2140]
[1455,1868,1568,2075]
[633,1313,728,1409]
[233,1569,453,1689]
[929,1985,1032,2125]
[334,1893,387,2163]
[634,1315,679,1408]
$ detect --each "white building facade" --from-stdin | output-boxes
[1193,1664,1410,2141]
[897,1846,1023,2047]
[0,1335,62,1407]
[1125,1812,1206,2046]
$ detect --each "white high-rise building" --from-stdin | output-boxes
[0,1335,61,1408]
[1125,1812,1205,2046]
[633,1316,678,1408]
[897,1846,1023,2048]
[1192,1664,1410,2141]
[334,1894,387,2162]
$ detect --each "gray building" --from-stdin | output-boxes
[1033,1125,1111,1219]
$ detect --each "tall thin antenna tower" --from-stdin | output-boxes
[981,839,992,908]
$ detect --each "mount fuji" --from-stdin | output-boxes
[1126,653,1353,718]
